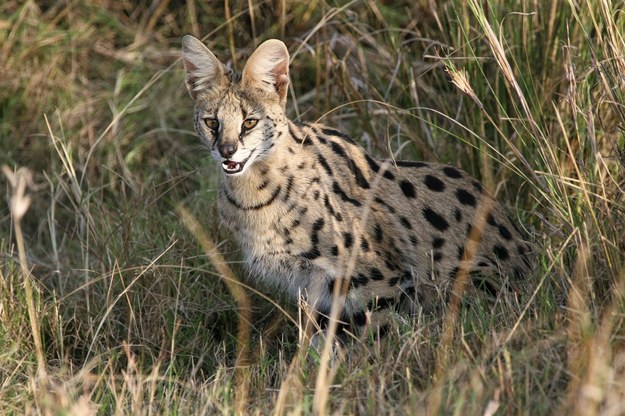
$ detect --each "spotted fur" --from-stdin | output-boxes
[182,36,531,339]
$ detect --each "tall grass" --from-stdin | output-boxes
[1,0,624,414]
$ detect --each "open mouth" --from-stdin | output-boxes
[221,157,249,174]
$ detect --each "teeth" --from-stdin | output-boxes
[221,153,252,174]
[222,160,242,173]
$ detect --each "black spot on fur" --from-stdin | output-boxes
[454,208,462,222]
[349,310,367,327]
[388,271,411,287]
[472,180,483,193]
[423,207,449,231]
[311,218,325,242]
[443,166,463,178]
[498,224,512,240]
[394,160,428,168]
[432,237,446,249]
[343,232,354,249]
[370,267,384,281]
[300,218,324,260]
[352,274,369,288]
[360,238,370,252]
[374,197,396,213]
[471,275,499,297]
[384,256,400,271]
[424,175,445,192]
[374,223,384,242]
[410,235,418,246]
[487,213,497,226]
[493,244,509,261]
[330,277,362,294]
[456,189,476,206]
[466,223,483,242]
[401,286,416,299]
[518,244,527,257]
[457,245,465,260]
[313,190,320,200]
[399,180,416,198]
[331,245,339,256]
[257,179,270,190]
[433,252,443,261]
[449,266,460,280]
[300,248,320,260]
[400,216,412,229]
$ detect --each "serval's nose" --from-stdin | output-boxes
[218,143,237,158]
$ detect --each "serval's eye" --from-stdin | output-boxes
[242,119,258,130]
[204,118,219,130]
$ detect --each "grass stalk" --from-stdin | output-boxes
[2,166,46,378]
[177,204,252,414]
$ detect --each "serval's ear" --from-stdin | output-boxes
[241,39,289,107]
[181,35,228,100]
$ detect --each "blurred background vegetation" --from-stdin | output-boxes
[1,0,624,414]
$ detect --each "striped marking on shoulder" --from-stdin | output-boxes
[320,126,356,144]
[327,141,370,189]
[288,123,312,146]
[332,181,362,207]
[365,154,395,180]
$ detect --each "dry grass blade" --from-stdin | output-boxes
[177,204,252,414]
[312,159,395,415]
[467,0,541,140]
[2,165,46,379]
[428,197,493,414]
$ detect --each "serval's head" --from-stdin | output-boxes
[182,36,289,176]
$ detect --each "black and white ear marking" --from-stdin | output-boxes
[241,39,290,107]
[181,35,228,100]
